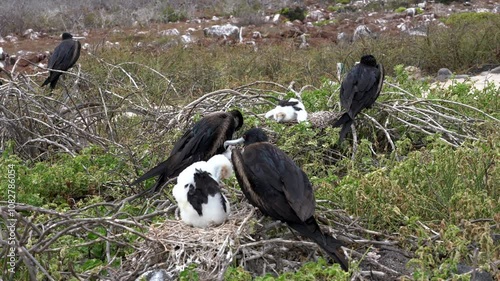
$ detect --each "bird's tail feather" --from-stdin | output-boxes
[132,159,172,187]
[338,118,354,143]
[41,77,51,87]
[288,219,349,271]
[332,112,350,128]
[319,234,349,271]
[332,113,354,143]
[50,76,60,89]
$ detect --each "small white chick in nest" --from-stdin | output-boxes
[172,154,233,228]
[265,98,308,123]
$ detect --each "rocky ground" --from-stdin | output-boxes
[0,0,498,78]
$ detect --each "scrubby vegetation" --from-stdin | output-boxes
[1,1,499,280]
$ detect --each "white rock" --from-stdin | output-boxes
[181,34,193,44]
[309,10,325,21]
[203,24,240,39]
[353,25,372,41]
[272,14,281,23]
[158,28,180,36]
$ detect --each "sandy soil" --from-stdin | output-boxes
[433,72,500,92]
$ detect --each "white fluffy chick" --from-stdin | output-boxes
[172,154,233,228]
[265,98,308,123]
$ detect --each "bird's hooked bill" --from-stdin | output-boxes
[72,36,86,40]
[224,137,244,149]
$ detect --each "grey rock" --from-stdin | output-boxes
[203,24,240,40]
[406,8,417,17]
[158,29,180,36]
[309,10,325,21]
[490,66,500,74]
[136,269,173,281]
[353,25,372,41]
[436,68,453,81]
[456,264,494,281]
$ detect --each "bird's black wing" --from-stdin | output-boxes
[131,131,204,186]
[233,143,315,223]
[187,170,222,216]
[278,99,299,107]
[339,64,359,113]
[347,65,379,118]
[48,40,80,71]
[132,112,236,187]
[171,112,235,159]
[366,63,384,108]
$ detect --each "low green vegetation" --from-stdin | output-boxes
[394,7,407,13]
[3,64,498,279]
[442,12,500,26]
[1,2,499,279]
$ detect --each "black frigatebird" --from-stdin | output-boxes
[332,54,384,142]
[133,110,243,192]
[42,32,83,89]
[225,128,348,271]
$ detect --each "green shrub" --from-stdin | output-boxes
[443,12,500,26]
[161,5,187,23]
[394,7,406,13]
[337,0,351,5]
[280,6,306,22]
[0,146,130,206]
[331,139,499,231]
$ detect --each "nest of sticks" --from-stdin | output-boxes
[116,185,415,281]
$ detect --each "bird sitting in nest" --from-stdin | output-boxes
[265,98,308,123]
[225,128,349,271]
[172,154,233,228]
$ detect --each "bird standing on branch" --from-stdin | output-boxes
[333,55,384,142]
[42,32,84,89]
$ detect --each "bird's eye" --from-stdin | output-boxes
[184,184,189,188]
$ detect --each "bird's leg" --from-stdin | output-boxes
[351,123,358,160]
[174,206,180,220]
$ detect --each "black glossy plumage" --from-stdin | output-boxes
[231,128,348,271]
[278,99,302,112]
[133,110,243,192]
[332,55,384,142]
[42,32,81,89]
[187,169,227,216]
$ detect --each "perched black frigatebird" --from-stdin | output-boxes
[225,128,348,271]
[332,55,384,142]
[133,110,243,192]
[42,32,83,89]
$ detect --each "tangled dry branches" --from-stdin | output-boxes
[1,59,498,280]
[1,62,496,161]
[1,186,420,281]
